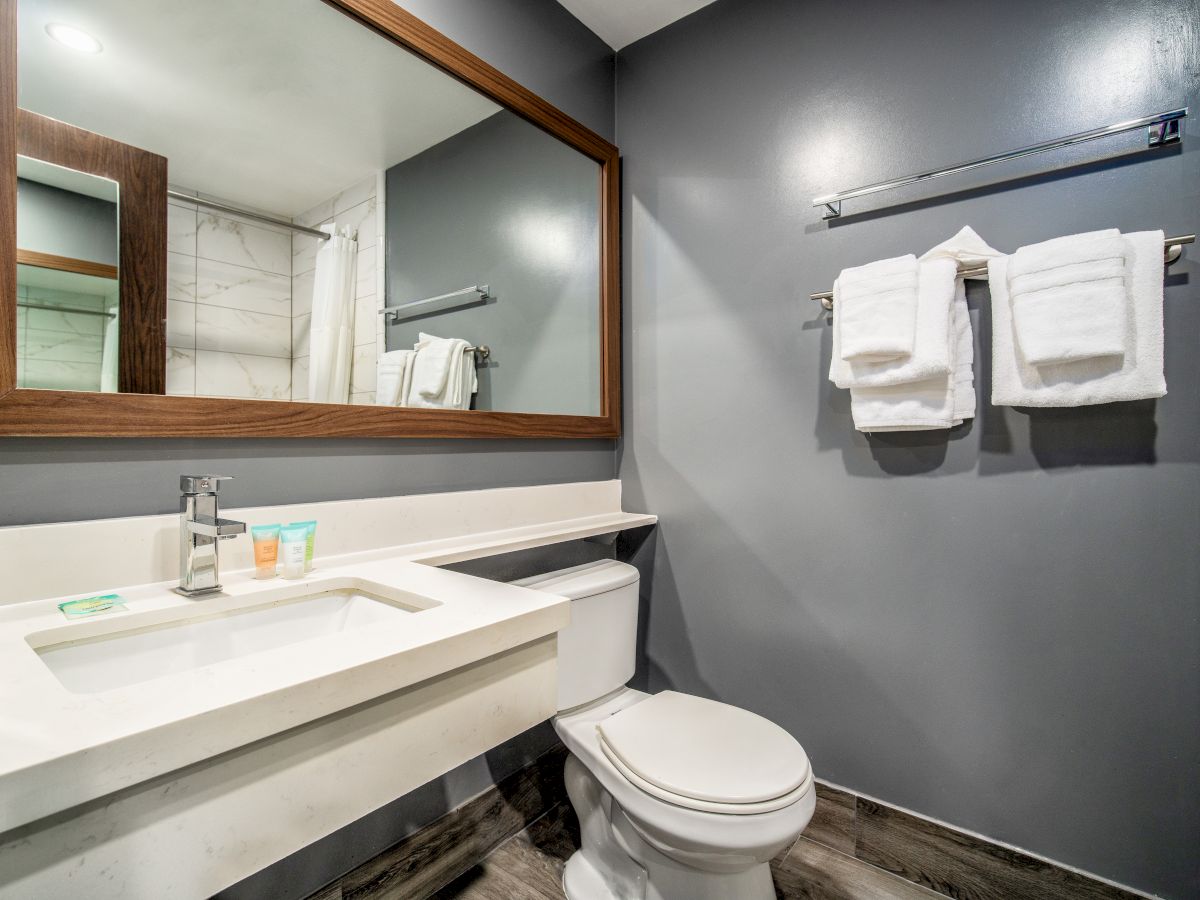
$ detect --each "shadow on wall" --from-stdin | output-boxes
[616,441,978,799]
[817,280,1162,477]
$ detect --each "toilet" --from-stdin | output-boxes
[516,561,815,900]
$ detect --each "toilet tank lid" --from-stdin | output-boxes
[512,560,639,600]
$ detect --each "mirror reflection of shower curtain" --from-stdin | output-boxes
[99,304,119,393]
[308,224,358,404]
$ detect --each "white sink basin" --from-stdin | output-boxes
[32,580,438,694]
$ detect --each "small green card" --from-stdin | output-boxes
[58,593,126,619]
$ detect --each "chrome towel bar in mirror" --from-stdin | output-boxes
[381,285,491,323]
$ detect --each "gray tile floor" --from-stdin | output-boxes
[431,800,937,900]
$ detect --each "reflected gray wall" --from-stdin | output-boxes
[615,0,1199,897]
[385,110,601,416]
[16,179,118,266]
[392,0,613,142]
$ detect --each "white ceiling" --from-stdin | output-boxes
[556,0,718,50]
[18,0,500,217]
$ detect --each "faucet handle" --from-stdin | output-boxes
[180,475,234,495]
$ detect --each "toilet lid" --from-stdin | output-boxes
[596,691,811,811]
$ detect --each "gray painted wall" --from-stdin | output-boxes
[385,110,601,416]
[16,179,118,266]
[616,0,1199,897]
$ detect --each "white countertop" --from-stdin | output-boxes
[0,492,656,833]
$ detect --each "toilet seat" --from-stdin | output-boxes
[595,691,811,815]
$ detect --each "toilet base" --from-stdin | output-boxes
[561,753,779,900]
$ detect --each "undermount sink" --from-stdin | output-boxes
[30,579,439,694]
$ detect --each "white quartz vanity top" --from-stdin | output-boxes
[0,480,656,832]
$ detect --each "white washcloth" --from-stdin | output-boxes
[1007,230,1129,365]
[835,255,919,362]
[409,333,475,409]
[831,258,957,388]
[990,230,1166,407]
[375,349,415,407]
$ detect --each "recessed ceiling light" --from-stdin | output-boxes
[45,23,102,54]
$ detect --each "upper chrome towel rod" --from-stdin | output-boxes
[813,108,1188,220]
[167,190,331,240]
[809,234,1194,310]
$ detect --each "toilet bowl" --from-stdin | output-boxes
[515,561,815,900]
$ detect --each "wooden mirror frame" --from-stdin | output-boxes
[0,0,621,438]
[17,109,168,394]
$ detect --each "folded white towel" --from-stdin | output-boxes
[990,230,1166,407]
[1007,230,1129,365]
[375,349,415,407]
[835,255,919,362]
[849,279,972,432]
[831,258,956,388]
[409,332,476,409]
[833,228,1001,432]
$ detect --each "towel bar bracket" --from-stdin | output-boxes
[1148,118,1181,147]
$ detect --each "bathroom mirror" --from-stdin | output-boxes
[0,0,620,437]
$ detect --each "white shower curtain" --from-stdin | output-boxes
[308,224,358,404]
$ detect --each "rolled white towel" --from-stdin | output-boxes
[835,254,919,363]
[1007,230,1128,366]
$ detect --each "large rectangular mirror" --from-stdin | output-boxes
[0,0,619,437]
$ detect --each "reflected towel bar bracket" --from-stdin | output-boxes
[813,107,1188,220]
[809,234,1194,310]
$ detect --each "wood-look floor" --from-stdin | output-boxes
[309,754,1147,900]
[431,798,938,900]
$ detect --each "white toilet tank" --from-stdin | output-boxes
[514,560,640,711]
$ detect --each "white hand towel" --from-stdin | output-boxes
[831,258,957,388]
[989,230,1166,407]
[1007,230,1129,365]
[459,352,478,410]
[835,255,920,362]
[375,349,415,407]
[848,279,972,432]
[922,225,1004,423]
[409,333,472,408]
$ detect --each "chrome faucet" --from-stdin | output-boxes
[177,475,246,596]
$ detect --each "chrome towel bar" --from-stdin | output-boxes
[809,234,1194,310]
[813,108,1187,220]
